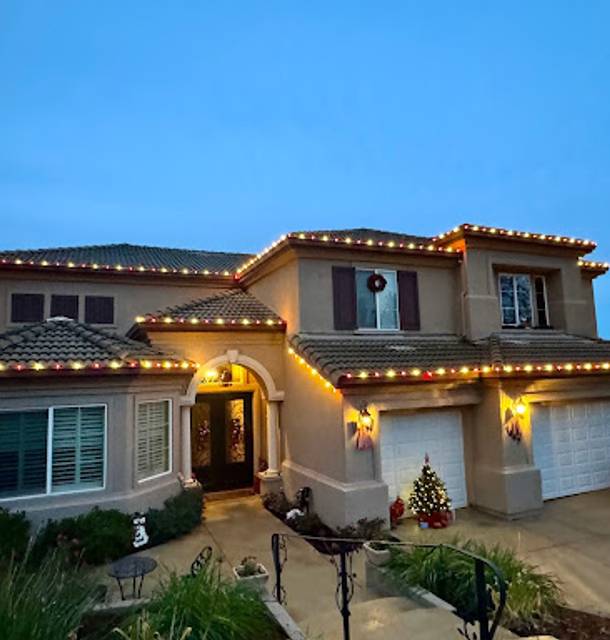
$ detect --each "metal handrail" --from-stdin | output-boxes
[271,533,507,640]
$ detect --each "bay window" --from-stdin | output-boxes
[499,273,549,328]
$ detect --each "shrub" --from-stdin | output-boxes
[144,561,280,640]
[114,612,192,640]
[386,538,562,628]
[262,491,294,519]
[0,553,97,640]
[146,487,204,546]
[0,508,30,562]
[33,507,133,565]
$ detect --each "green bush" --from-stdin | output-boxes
[114,612,192,640]
[0,508,30,562]
[146,487,204,546]
[386,538,562,628]
[32,507,133,565]
[0,553,97,640]
[142,561,279,640]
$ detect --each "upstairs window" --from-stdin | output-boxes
[499,273,549,328]
[11,294,44,323]
[85,296,114,324]
[356,269,399,330]
[50,294,79,320]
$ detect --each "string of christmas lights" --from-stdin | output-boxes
[0,359,198,373]
[136,315,285,327]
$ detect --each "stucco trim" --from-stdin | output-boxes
[282,459,384,493]
[182,350,285,403]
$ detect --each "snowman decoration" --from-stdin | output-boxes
[132,513,149,549]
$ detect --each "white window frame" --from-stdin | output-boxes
[136,399,173,484]
[498,272,549,328]
[0,403,107,502]
[356,268,400,332]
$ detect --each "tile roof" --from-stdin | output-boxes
[290,331,610,386]
[293,228,432,246]
[0,317,194,374]
[0,243,250,276]
[139,290,286,328]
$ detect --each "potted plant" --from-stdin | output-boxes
[232,556,269,591]
[363,540,392,566]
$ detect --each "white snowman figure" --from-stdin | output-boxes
[133,513,149,549]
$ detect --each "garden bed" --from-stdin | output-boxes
[510,606,610,640]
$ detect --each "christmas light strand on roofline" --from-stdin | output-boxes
[0,359,199,373]
[287,347,337,393]
[135,315,285,327]
[0,257,234,278]
[578,259,610,272]
[435,224,596,248]
[236,232,460,275]
[341,361,610,381]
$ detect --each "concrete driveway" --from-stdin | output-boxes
[394,489,610,616]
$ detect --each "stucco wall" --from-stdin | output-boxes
[0,373,192,524]
[0,270,231,334]
[460,244,598,340]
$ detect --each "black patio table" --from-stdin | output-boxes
[107,555,157,600]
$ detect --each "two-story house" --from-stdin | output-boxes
[1,224,609,527]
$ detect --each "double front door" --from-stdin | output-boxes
[190,392,254,491]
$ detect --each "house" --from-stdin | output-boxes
[1,225,609,527]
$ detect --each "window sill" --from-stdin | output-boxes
[137,469,172,484]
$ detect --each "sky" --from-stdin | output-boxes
[1,2,610,334]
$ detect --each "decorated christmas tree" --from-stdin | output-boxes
[407,454,452,528]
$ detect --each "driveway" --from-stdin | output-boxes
[394,489,610,616]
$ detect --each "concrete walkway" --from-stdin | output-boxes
[394,488,610,617]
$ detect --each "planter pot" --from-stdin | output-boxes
[232,564,269,592]
[417,511,452,529]
[363,542,391,566]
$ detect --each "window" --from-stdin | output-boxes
[0,411,48,498]
[11,294,44,323]
[356,269,399,329]
[0,405,106,500]
[499,274,549,328]
[136,400,171,481]
[85,296,114,324]
[51,406,105,493]
[50,295,79,319]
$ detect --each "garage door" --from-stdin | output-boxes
[380,409,467,508]
[532,401,610,500]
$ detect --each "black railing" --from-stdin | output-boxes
[270,533,507,640]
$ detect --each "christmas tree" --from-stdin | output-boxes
[407,454,452,521]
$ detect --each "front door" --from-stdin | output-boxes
[190,392,254,491]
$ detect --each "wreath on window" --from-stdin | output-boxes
[367,273,387,293]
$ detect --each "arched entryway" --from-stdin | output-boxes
[180,350,283,493]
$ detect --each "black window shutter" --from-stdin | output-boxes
[332,266,356,330]
[85,296,114,324]
[11,294,44,323]
[398,271,420,330]
[50,295,79,319]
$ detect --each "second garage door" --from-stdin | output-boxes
[532,400,610,500]
[380,409,468,508]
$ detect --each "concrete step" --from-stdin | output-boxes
[299,598,519,640]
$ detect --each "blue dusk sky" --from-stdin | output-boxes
[1,2,610,334]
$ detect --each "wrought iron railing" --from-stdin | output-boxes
[270,533,507,640]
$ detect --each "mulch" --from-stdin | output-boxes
[510,607,610,640]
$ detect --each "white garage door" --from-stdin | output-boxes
[532,400,610,500]
[380,409,468,508]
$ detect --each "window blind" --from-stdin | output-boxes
[137,400,170,480]
[0,411,48,498]
[51,406,105,493]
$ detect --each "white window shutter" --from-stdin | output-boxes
[137,400,170,480]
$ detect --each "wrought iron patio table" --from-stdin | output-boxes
[108,555,157,600]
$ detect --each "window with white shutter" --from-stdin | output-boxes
[136,400,171,481]
[51,406,105,493]
[0,411,48,498]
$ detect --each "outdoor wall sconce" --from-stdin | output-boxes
[515,398,527,416]
[504,397,526,442]
[356,407,374,450]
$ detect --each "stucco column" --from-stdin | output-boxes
[265,400,281,475]
[180,404,192,480]
[259,399,282,495]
